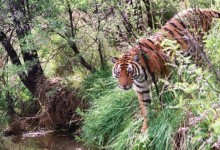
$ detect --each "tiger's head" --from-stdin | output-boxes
[111,54,144,90]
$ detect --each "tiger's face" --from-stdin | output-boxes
[111,54,141,90]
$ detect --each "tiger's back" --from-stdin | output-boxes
[162,9,220,50]
[137,8,220,77]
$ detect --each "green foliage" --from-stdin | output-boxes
[188,0,214,8]
[152,0,178,27]
[0,90,8,125]
[0,62,34,124]
[71,0,89,11]
[205,21,220,68]
[78,68,115,99]
[1,0,220,149]
[0,79,33,125]
[79,23,220,149]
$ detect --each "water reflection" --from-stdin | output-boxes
[0,130,85,150]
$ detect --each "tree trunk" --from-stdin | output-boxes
[7,0,44,94]
[96,11,105,69]
[134,0,145,33]
[66,0,96,72]
[98,39,105,69]
[0,31,37,94]
[142,0,154,29]
[68,40,96,72]
[6,92,16,123]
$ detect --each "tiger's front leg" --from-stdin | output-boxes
[136,91,151,132]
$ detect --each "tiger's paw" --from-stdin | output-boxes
[141,124,148,133]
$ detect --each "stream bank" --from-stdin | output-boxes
[0,130,86,150]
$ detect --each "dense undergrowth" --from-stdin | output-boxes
[78,22,220,150]
[1,0,220,149]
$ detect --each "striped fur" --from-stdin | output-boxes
[111,9,220,132]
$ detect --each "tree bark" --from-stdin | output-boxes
[68,40,96,72]
[98,38,105,69]
[4,0,44,95]
[135,0,145,32]
[96,9,105,69]
[0,31,37,94]
[120,11,134,38]
[9,0,44,79]
[142,0,154,29]
[6,92,16,123]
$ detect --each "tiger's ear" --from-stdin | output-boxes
[111,57,119,64]
[132,54,140,62]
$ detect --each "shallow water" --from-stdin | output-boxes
[0,130,85,150]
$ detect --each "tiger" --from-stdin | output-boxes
[111,8,220,132]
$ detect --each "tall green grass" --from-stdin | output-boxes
[78,68,186,149]
[78,23,220,150]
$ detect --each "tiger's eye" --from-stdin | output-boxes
[127,67,133,74]
[115,70,120,77]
